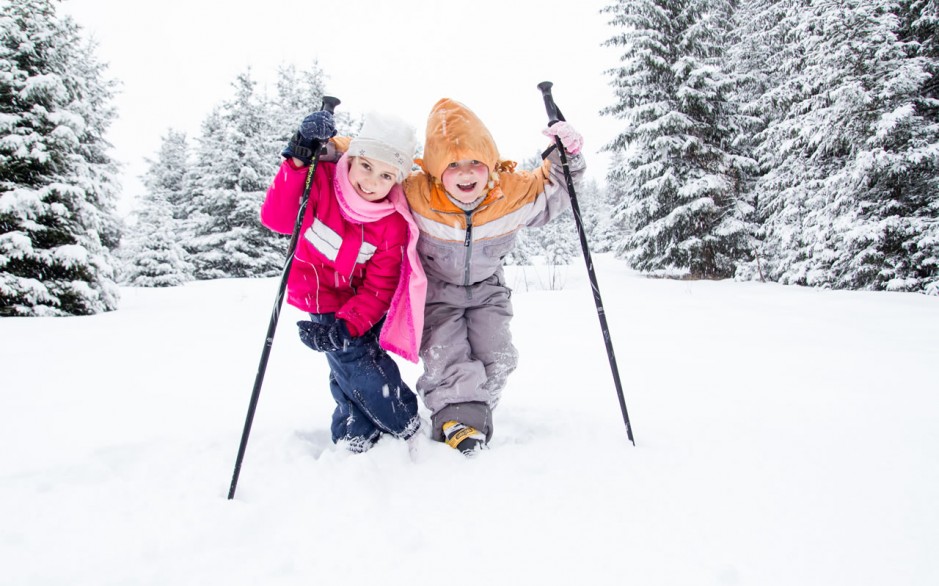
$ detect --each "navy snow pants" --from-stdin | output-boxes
[308,313,420,452]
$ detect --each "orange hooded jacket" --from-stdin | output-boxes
[403,98,576,287]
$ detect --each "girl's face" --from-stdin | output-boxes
[441,159,489,203]
[348,156,399,202]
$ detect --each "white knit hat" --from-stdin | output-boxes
[347,111,418,181]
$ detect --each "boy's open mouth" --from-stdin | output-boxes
[457,182,477,192]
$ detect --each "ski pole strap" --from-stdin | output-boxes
[285,135,322,162]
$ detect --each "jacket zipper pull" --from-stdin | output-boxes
[464,213,473,246]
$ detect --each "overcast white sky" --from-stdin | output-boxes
[60,0,619,213]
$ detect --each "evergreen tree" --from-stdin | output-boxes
[730,0,816,284]
[536,216,579,265]
[505,152,548,265]
[151,129,193,219]
[184,107,224,247]
[271,62,362,143]
[187,70,286,279]
[271,62,326,144]
[122,129,193,287]
[602,0,757,279]
[835,0,939,292]
[852,0,939,293]
[121,192,193,288]
[737,0,939,292]
[592,151,630,255]
[504,229,535,266]
[0,0,122,316]
[507,151,579,268]
[576,177,619,253]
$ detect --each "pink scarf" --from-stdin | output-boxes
[334,154,426,363]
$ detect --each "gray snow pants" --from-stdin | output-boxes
[417,272,518,442]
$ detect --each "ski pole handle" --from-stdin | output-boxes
[314,96,340,155]
[321,95,340,114]
[537,81,561,126]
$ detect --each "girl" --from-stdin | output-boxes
[260,110,426,453]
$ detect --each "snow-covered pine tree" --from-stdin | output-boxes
[271,62,326,146]
[834,0,939,292]
[121,129,194,287]
[499,151,577,289]
[722,0,790,283]
[532,210,579,288]
[906,0,939,294]
[186,70,286,279]
[505,152,547,265]
[576,177,618,253]
[183,107,223,265]
[271,61,362,145]
[846,0,939,294]
[121,193,193,288]
[0,0,122,316]
[510,151,579,269]
[602,0,757,279]
[150,129,194,221]
[503,229,535,266]
[737,0,939,292]
[594,150,633,254]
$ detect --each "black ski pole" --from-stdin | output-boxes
[228,96,341,499]
[537,81,636,446]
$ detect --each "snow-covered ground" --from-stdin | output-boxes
[2,255,937,585]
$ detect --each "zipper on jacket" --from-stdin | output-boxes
[463,211,473,287]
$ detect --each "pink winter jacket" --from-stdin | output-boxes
[260,158,425,362]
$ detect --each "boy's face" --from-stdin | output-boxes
[348,156,398,202]
[441,159,489,203]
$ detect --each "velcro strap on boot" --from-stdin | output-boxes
[442,421,484,449]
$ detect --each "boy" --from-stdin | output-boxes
[403,98,585,455]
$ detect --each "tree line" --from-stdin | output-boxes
[119,66,337,287]
[3,0,936,317]
[602,0,938,293]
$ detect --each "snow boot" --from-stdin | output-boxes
[442,420,487,457]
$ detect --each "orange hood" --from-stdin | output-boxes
[419,98,501,181]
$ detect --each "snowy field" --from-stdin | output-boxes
[2,255,937,586]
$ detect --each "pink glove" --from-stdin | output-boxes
[542,121,583,155]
